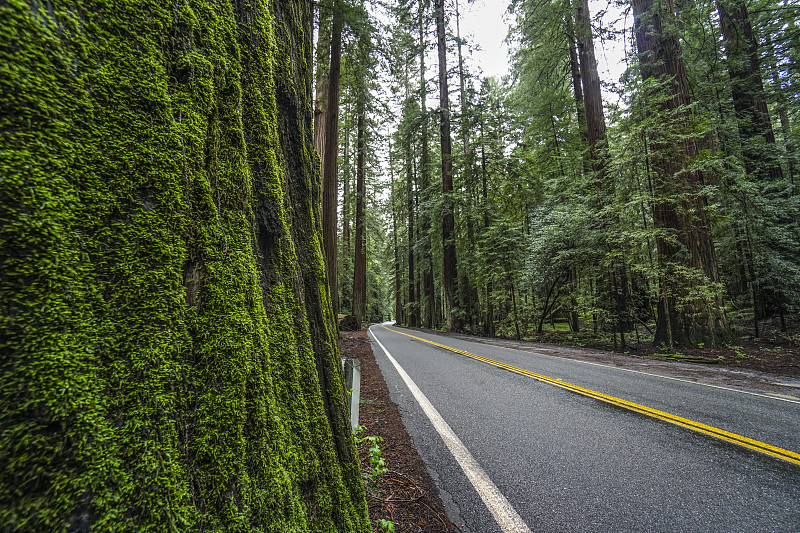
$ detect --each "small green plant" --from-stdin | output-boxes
[377,518,395,532]
[729,345,752,360]
[355,427,395,532]
[354,426,389,483]
[697,342,705,349]
[656,342,677,354]
[761,346,784,354]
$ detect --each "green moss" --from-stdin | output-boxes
[1,0,369,530]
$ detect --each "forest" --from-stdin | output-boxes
[322,0,800,352]
[2,0,799,530]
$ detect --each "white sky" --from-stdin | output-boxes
[460,0,511,79]
[461,0,629,90]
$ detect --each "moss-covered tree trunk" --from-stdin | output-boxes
[0,0,370,531]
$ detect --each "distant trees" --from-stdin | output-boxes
[315,0,799,350]
[314,0,391,327]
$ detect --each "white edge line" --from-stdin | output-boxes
[369,326,531,533]
[386,326,800,406]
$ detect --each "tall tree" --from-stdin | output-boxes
[566,9,589,160]
[717,0,783,181]
[436,0,459,330]
[406,120,418,327]
[419,0,436,328]
[315,3,332,171]
[352,63,369,326]
[576,0,634,345]
[352,106,367,325]
[323,0,345,317]
[574,0,607,172]
[632,0,732,347]
[389,134,404,323]
[386,6,419,327]
[1,0,370,529]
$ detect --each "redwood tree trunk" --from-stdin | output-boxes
[566,13,589,152]
[633,0,731,348]
[406,144,418,327]
[419,0,436,329]
[575,0,607,173]
[1,0,370,529]
[392,180,403,323]
[575,0,632,339]
[481,141,495,337]
[322,0,344,317]
[436,0,459,331]
[342,103,352,259]
[313,4,331,169]
[352,102,367,326]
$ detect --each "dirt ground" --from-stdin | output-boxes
[339,330,455,533]
[648,313,800,378]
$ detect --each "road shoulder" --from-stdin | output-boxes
[339,329,455,533]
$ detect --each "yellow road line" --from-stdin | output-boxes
[381,325,800,467]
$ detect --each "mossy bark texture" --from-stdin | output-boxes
[0,0,370,531]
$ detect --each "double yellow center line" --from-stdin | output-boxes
[382,326,800,467]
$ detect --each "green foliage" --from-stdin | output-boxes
[377,518,396,532]
[1,0,369,531]
[354,427,388,484]
[353,426,394,532]
[729,345,755,360]
[379,0,799,346]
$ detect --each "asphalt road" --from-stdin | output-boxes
[368,324,800,533]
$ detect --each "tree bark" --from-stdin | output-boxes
[575,0,607,173]
[419,0,436,329]
[436,0,459,331]
[314,3,331,171]
[393,203,403,324]
[455,0,470,159]
[566,13,590,159]
[575,0,632,338]
[633,0,731,348]
[322,0,344,318]
[766,35,796,183]
[390,133,404,324]
[481,139,495,337]
[352,99,367,326]
[342,102,352,259]
[455,0,480,330]
[406,143,418,327]
[1,0,370,529]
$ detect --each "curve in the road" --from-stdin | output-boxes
[381,325,800,468]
